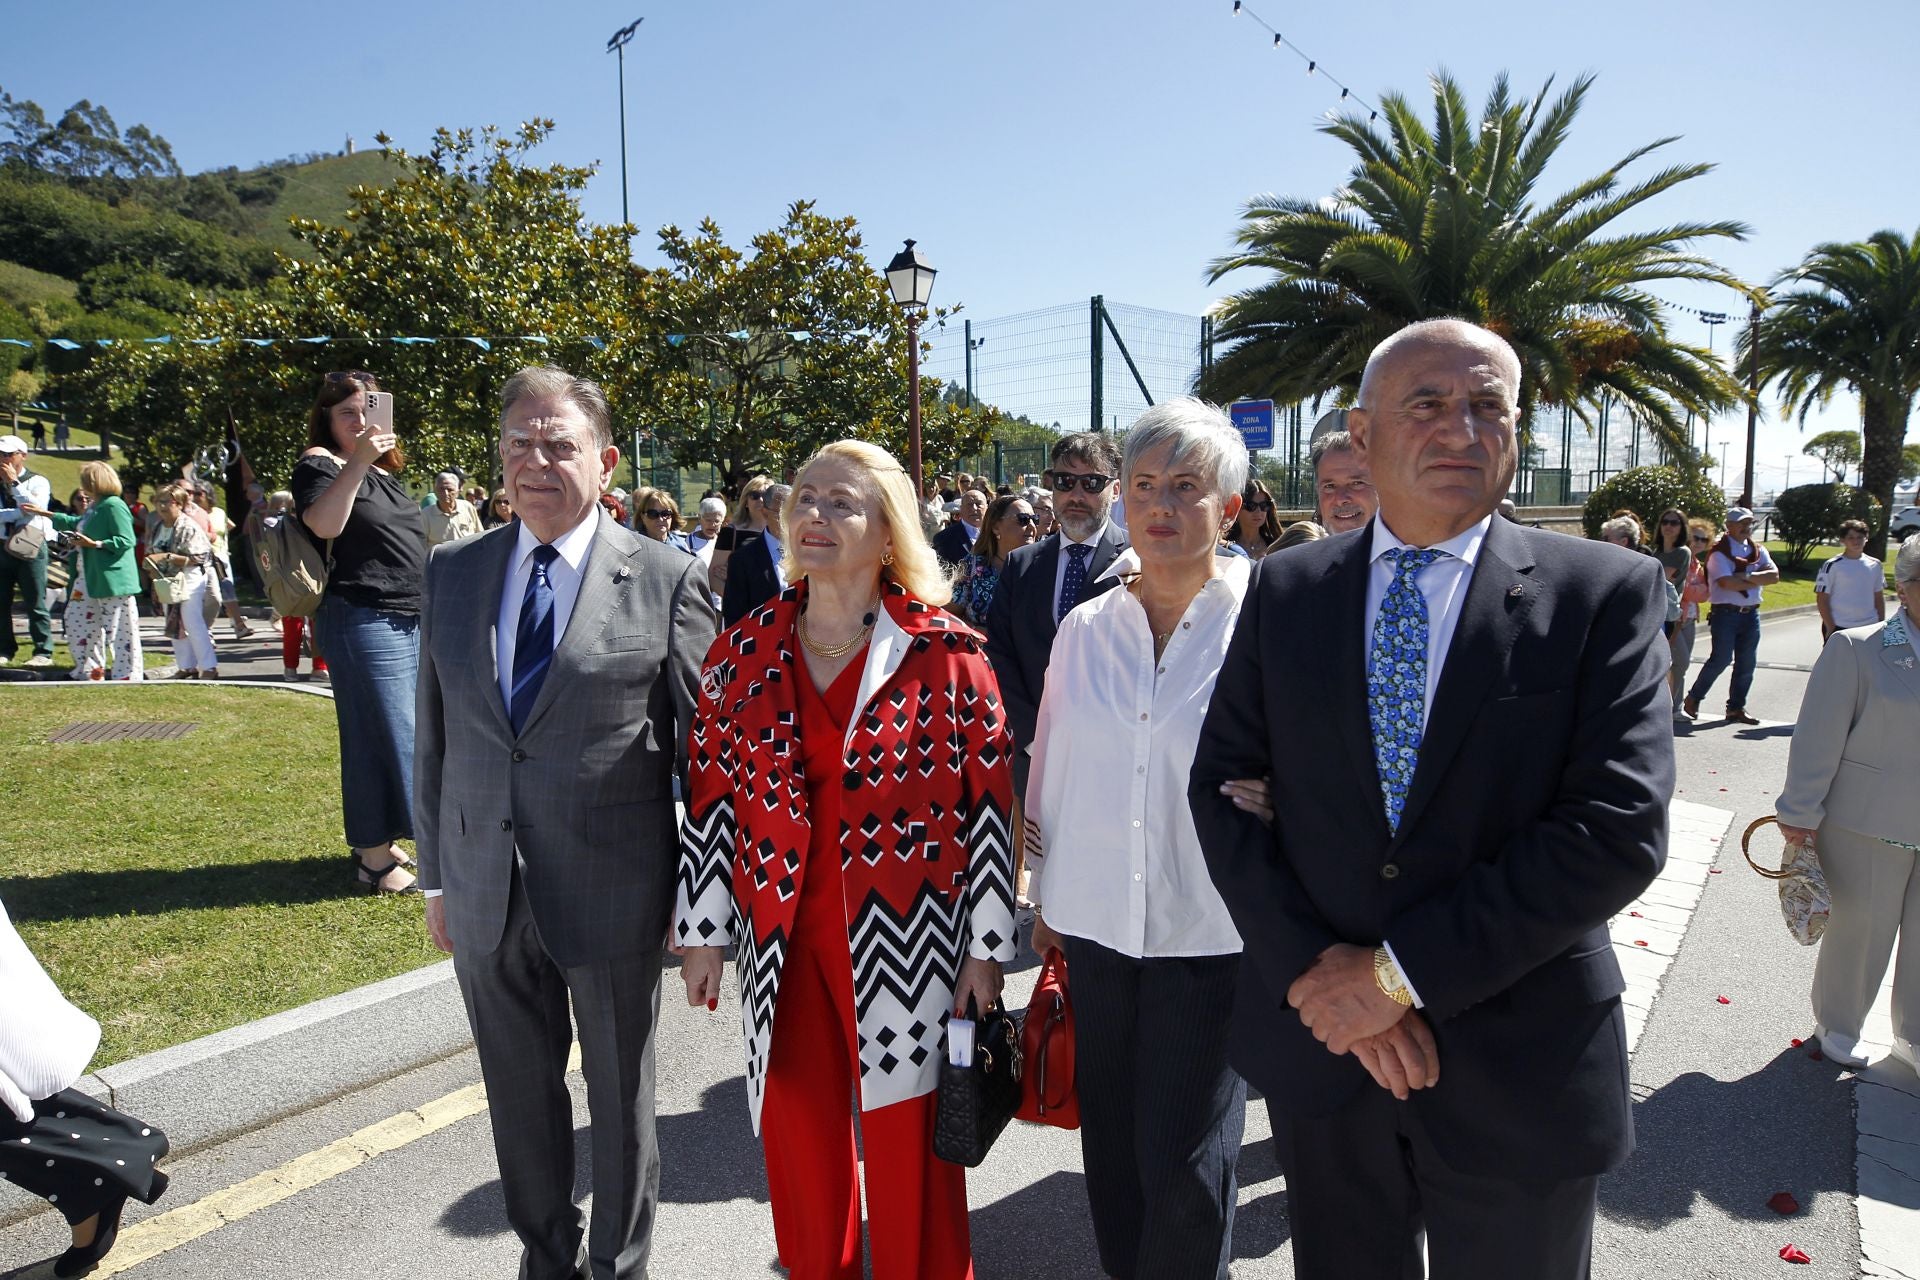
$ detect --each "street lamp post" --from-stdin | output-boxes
[884,239,937,497]
[605,17,644,234]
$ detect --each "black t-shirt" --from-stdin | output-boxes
[291,454,427,614]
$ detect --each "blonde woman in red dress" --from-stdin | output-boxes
[676,440,1016,1280]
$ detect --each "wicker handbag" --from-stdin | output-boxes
[1743,815,1830,946]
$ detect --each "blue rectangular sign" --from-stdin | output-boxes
[1230,399,1275,451]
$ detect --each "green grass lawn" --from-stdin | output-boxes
[0,686,441,1065]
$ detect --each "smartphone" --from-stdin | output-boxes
[364,391,394,432]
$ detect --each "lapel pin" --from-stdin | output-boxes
[616,565,631,580]
[1508,584,1524,598]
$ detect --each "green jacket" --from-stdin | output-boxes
[50,495,140,599]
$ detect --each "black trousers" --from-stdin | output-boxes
[0,1089,169,1225]
[452,869,664,1280]
[1269,1081,1598,1280]
[1064,935,1247,1280]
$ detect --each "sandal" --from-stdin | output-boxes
[350,850,421,896]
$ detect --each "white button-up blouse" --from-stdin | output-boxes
[1026,549,1249,958]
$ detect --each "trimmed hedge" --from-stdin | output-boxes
[1581,466,1727,541]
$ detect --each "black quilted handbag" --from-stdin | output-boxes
[933,994,1024,1167]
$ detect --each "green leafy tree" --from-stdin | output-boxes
[1200,72,1751,460]
[1800,428,1862,483]
[1900,442,1920,484]
[1770,482,1882,569]
[0,88,180,181]
[614,202,993,490]
[1746,227,1920,558]
[68,121,640,490]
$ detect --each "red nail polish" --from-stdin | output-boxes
[707,998,718,1012]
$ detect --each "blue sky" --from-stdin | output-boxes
[10,0,1915,493]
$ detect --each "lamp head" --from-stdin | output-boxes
[884,239,936,312]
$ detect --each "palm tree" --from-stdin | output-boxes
[1200,72,1753,460]
[1745,228,1920,559]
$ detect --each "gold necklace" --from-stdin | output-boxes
[799,595,880,659]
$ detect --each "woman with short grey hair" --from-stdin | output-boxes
[1776,534,1920,1071]
[1026,397,1254,1280]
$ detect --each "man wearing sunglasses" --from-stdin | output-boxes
[984,432,1128,796]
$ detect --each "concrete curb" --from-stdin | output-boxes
[1,961,470,1225]
[0,676,333,698]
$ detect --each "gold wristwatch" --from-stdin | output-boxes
[1373,946,1413,1007]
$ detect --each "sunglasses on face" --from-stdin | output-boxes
[1046,471,1114,494]
[1660,518,1683,526]
[1011,512,1038,526]
[644,508,675,520]
[1246,499,1273,511]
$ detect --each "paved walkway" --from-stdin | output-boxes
[0,610,1913,1278]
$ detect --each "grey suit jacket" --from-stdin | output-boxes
[1777,610,1920,842]
[414,512,719,966]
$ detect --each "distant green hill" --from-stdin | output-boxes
[240,149,406,257]
[0,257,78,312]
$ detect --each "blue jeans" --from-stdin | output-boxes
[1687,605,1760,712]
[314,595,419,848]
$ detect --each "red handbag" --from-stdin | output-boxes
[1014,946,1078,1128]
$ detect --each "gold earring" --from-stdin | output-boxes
[882,551,895,566]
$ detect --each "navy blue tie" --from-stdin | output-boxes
[509,544,560,735]
[1057,543,1093,622]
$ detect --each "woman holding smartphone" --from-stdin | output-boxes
[293,371,427,896]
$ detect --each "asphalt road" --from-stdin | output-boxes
[2,610,1901,1279]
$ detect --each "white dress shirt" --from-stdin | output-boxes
[1363,514,1491,719]
[761,528,789,590]
[1050,519,1112,619]
[496,510,600,711]
[1027,549,1250,958]
[1364,514,1492,1005]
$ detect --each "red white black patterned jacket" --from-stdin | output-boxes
[674,580,1018,1130]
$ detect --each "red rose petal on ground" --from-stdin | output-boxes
[1809,1049,1825,1061]
[1630,911,1643,917]
[1779,1243,1810,1263]
[1709,868,1723,874]
[1790,1038,1804,1047]
[1717,996,1731,1004]
[1634,940,1648,947]
[1768,1192,1801,1215]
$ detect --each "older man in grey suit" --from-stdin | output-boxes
[416,366,718,1280]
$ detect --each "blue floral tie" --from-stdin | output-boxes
[1057,542,1093,622]
[1368,547,1443,833]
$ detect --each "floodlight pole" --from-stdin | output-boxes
[607,17,644,236]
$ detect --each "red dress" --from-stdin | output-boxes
[760,645,974,1280]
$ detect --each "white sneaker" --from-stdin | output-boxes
[23,654,52,668]
[1814,1023,1872,1069]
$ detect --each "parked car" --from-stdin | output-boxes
[1892,505,1920,539]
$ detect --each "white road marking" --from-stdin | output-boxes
[1856,970,1920,1279]
[1611,799,1731,1053]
